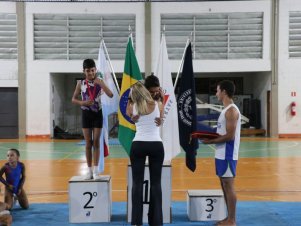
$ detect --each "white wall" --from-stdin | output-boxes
[151,0,272,73]
[24,2,145,135]
[0,2,18,87]
[278,0,301,134]
[2,0,290,136]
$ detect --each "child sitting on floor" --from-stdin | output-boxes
[0,148,29,210]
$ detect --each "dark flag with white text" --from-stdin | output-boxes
[177,42,199,172]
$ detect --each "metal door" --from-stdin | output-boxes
[0,88,18,138]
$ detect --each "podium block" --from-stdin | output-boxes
[127,161,171,223]
[187,189,227,221]
[69,175,111,223]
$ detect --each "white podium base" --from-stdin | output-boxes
[187,189,227,221]
[127,161,172,223]
[69,175,111,223]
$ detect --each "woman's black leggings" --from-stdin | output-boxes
[130,141,164,226]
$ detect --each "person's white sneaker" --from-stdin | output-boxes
[0,210,10,216]
[84,171,93,180]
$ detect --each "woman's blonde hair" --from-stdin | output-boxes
[130,82,155,115]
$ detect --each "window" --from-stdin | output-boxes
[34,14,135,60]
[161,12,263,60]
[289,11,301,58]
[0,13,17,60]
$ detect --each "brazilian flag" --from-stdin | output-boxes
[118,36,142,155]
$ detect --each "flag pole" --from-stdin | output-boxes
[162,24,166,40]
[156,27,181,162]
[174,38,190,91]
[128,25,134,47]
[101,38,121,93]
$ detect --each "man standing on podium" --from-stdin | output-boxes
[203,80,241,226]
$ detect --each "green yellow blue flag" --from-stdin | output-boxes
[118,36,142,155]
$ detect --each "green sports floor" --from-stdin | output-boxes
[0,138,300,160]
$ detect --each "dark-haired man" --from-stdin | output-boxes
[144,74,164,103]
[130,75,164,126]
[203,80,241,226]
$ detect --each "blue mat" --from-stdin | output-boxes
[11,201,301,226]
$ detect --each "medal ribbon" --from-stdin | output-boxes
[86,79,96,101]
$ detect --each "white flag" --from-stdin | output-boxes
[97,40,119,173]
[155,35,181,162]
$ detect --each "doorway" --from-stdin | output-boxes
[0,88,18,138]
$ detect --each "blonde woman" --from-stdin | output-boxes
[126,82,164,226]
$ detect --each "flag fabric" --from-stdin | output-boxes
[118,36,143,155]
[177,42,199,172]
[97,39,119,173]
[155,34,181,162]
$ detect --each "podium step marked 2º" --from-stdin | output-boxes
[69,175,112,223]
